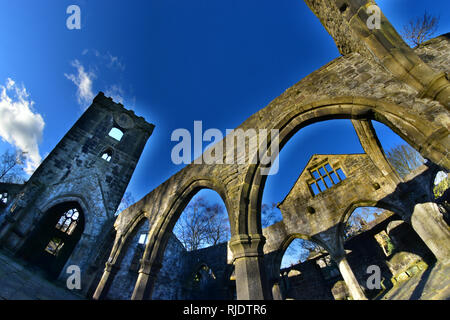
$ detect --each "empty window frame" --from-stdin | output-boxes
[138,233,149,245]
[0,192,8,204]
[45,237,65,256]
[374,231,395,256]
[101,150,113,162]
[309,163,346,195]
[108,127,124,141]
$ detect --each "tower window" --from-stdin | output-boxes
[101,150,113,162]
[0,192,8,204]
[309,163,347,196]
[108,127,124,141]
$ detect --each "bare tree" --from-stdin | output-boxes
[344,207,386,239]
[283,238,323,267]
[344,207,380,239]
[0,150,26,183]
[261,202,282,228]
[402,12,440,47]
[386,144,425,179]
[174,197,229,251]
[204,203,230,246]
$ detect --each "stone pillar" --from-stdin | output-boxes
[314,228,367,300]
[271,280,283,300]
[352,119,401,185]
[335,256,367,300]
[131,260,162,300]
[92,231,134,300]
[229,234,271,300]
[92,261,120,300]
[410,202,450,265]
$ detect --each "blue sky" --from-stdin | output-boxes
[0,1,448,220]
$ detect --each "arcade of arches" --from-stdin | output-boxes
[0,0,449,300]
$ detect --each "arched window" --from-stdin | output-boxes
[101,149,113,162]
[55,208,80,235]
[0,192,8,204]
[108,127,124,141]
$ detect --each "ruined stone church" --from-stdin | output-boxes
[0,0,449,300]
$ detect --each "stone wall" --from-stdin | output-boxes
[106,221,149,300]
[280,257,336,300]
[106,217,188,300]
[152,234,188,300]
[0,183,24,213]
[414,33,450,76]
[181,242,234,300]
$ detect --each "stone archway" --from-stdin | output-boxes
[340,200,409,233]
[94,177,232,300]
[241,98,449,238]
[92,214,148,300]
[19,201,85,279]
[130,178,232,300]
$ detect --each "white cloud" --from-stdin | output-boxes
[105,84,125,105]
[80,49,125,71]
[0,78,45,175]
[64,59,96,109]
[67,51,127,108]
[106,52,125,71]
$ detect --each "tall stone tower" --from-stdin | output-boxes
[0,92,154,289]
